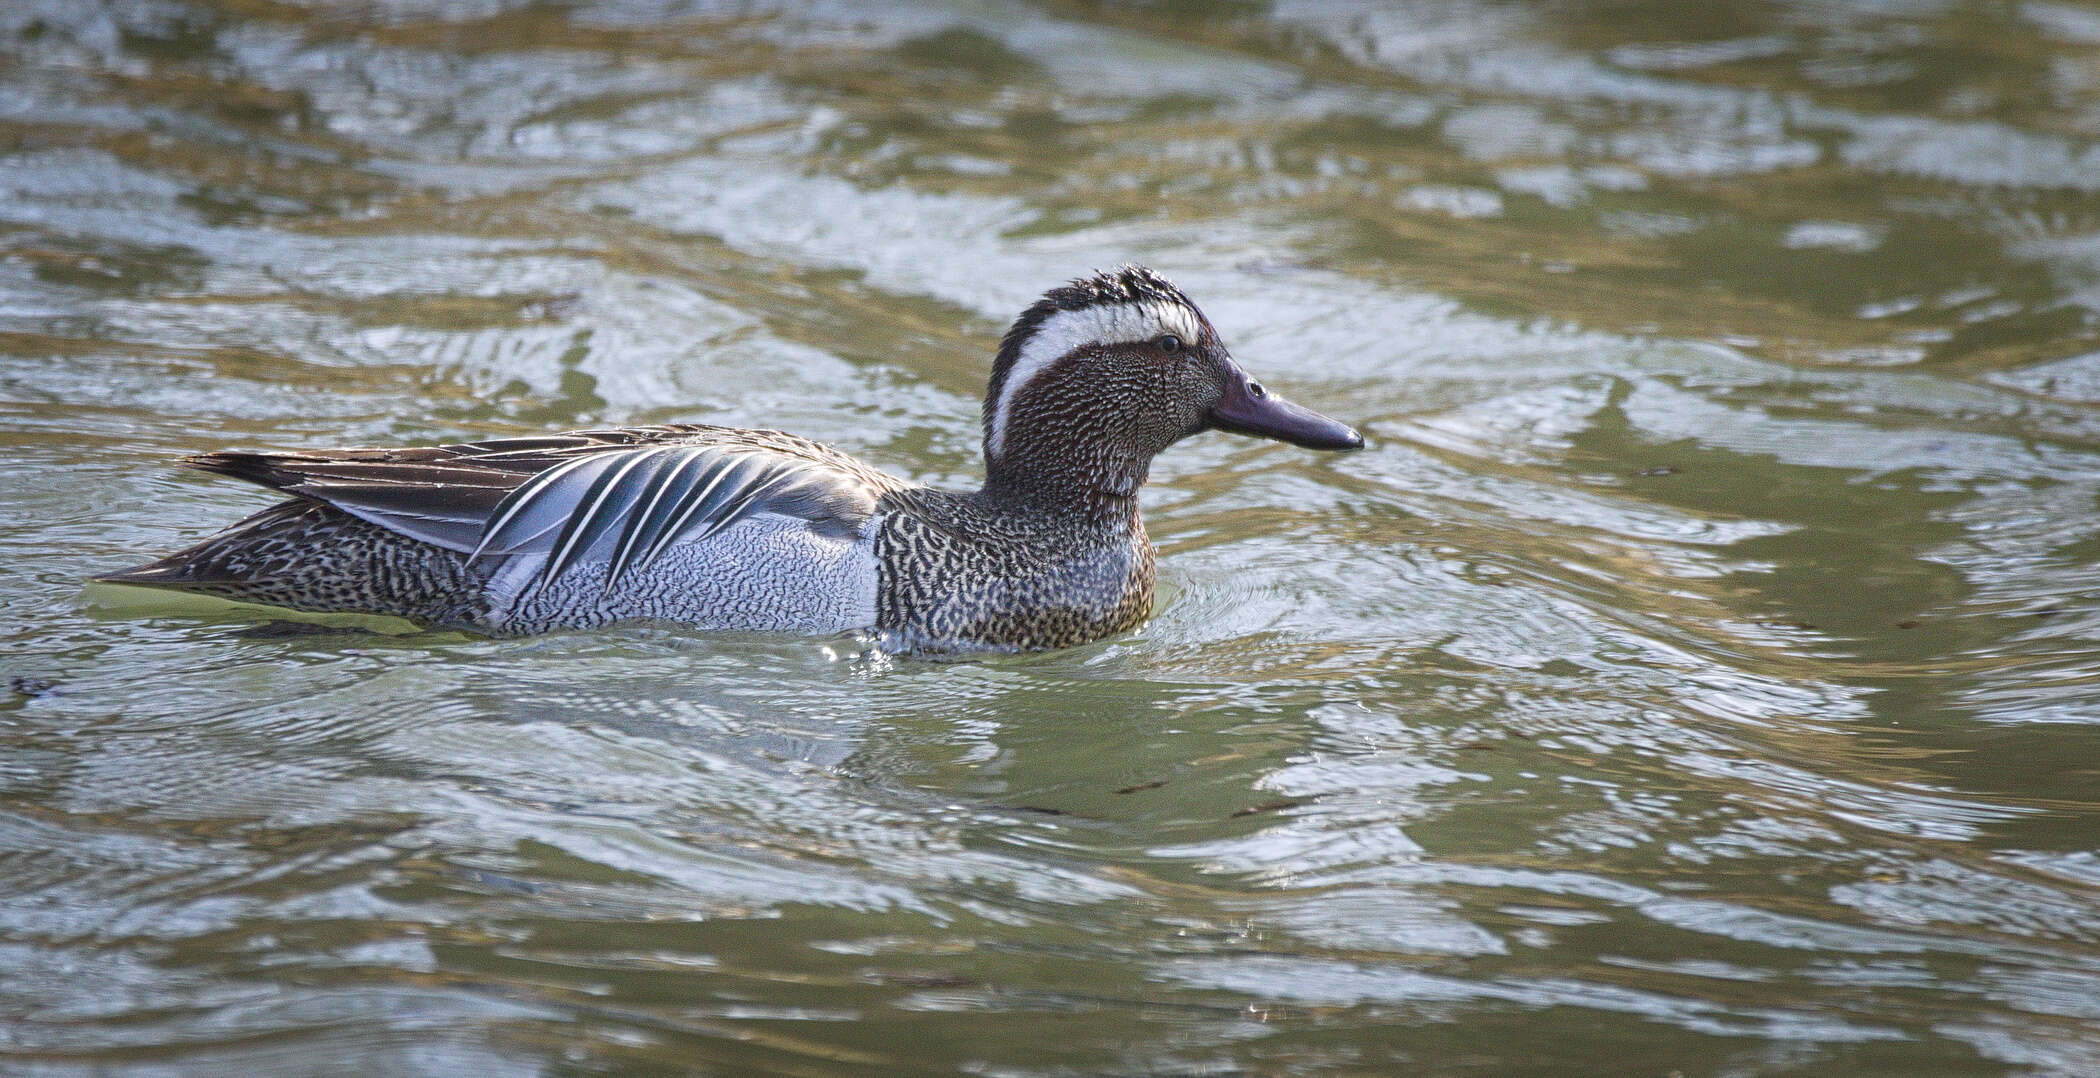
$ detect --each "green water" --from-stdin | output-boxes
[5,1,2100,1074]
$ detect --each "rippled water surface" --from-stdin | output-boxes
[6,1,2100,1073]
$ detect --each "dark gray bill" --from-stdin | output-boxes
[1207,368,1364,451]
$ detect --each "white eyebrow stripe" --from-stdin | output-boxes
[988,300,1202,460]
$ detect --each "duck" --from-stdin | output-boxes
[99,266,1363,651]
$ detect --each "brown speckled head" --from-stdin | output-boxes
[980,266,1360,507]
[982,267,1218,503]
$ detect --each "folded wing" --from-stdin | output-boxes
[472,443,877,589]
[183,425,894,594]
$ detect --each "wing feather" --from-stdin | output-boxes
[629,453,758,571]
[604,448,716,587]
[470,444,881,594]
[535,448,673,586]
[469,454,604,560]
[179,425,899,595]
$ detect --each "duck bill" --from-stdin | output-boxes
[1207,371,1364,451]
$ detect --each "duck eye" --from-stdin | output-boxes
[1156,334,1182,354]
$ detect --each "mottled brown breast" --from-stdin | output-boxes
[872,488,1156,651]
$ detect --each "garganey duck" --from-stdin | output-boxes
[101,267,1363,651]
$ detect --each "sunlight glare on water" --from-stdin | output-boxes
[4,0,2100,1074]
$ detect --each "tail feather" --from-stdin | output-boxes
[178,450,291,487]
[96,501,316,587]
[95,558,199,586]
[95,500,485,624]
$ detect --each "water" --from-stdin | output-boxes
[4,0,2100,1073]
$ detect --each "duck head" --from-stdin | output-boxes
[980,266,1361,504]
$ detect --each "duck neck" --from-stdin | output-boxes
[979,443,1147,530]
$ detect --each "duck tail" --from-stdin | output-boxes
[175,450,295,488]
[95,501,483,625]
[93,454,318,590]
[94,501,322,591]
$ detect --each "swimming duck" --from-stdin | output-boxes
[101,266,1363,650]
